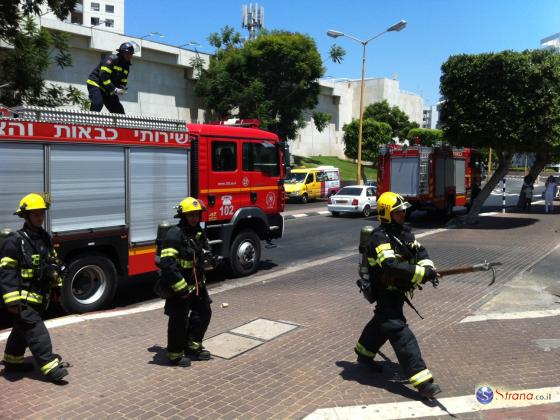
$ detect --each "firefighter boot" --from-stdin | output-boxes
[46,364,69,383]
[170,356,191,367]
[186,341,211,361]
[417,381,442,399]
[356,354,383,372]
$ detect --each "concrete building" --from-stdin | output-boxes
[41,0,125,34]
[541,32,560,51]
[291,77,424,159]
[422,104,440,129]
[26,17,210,121]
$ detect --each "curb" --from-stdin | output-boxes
[283,210,330,220]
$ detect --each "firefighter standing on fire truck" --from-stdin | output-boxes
[86,42,134,114]
[355,192,441,399]
[0,194,70,383]
[157,197,215,367]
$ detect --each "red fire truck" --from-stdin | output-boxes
[0,107,286,313]
[377,144,482,218]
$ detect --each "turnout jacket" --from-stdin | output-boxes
[366,223,435,319]
[87,54,130,93]
[0,224,62,308]
[158,220,211,298]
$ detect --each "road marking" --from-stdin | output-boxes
[318,210,330,214]
[0,226,449,341]
[460,309,560,323]
[304,386,560,420]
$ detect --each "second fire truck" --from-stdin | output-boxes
[0,107,286,313]
[377,143,482,218]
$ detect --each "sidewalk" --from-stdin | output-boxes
[1,212,560,419]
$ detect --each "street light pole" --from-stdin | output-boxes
[327,20,406,185]
[357,43,367,185]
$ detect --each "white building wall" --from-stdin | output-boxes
[291,77,424,159]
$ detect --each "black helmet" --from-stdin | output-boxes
[118,42,134,54]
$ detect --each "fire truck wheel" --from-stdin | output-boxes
[229,230,261,277]
[300,193,309,204]
[362,205,372,217]
[61,254,118,314]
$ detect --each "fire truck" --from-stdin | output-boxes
[377,144,482,218]
[0,107,286,313]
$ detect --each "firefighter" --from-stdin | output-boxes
[158,197,215,366]
[86,42,134,114]
[0,193,69,382]
[354,191,442,399]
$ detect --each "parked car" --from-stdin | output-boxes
[327,185,377,217]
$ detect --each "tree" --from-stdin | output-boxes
[363,100,419,140]
[440,49,560,223]
[0,0,77,42]
[343,118,392,162]
[0,17,87,108]
[195,29,324,140]
[407,128,443,146]
[312,111,331,132]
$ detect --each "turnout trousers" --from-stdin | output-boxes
[356,315,434,389]
[4,305,61,376]
[164,287,212,361]
[87,85,125,114]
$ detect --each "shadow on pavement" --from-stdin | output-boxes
[335,360,421,401]
[447,215,539,230]
[147,345,171,367]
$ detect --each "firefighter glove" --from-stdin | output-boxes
[114,88,127,96]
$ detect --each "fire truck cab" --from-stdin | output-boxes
[377,144,482,218]
[0,107,286,313]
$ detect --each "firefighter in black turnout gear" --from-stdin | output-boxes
[158,197,215,367]
[0,194,70,382]
[86,42,134,114]
[355,192,442,399]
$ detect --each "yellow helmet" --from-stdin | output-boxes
[377,192,411,223]
[14,193,50,217]
[175,197,206,218]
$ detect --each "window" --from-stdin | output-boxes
[316,172,325,182]
[366,188,375,197]
[242,141,279,176]
[212,142,237,172]
[91,2,100,11]
[90,16,100,25]
[105,4,114,13]
[305,174,315,184]
[105,19,114,27]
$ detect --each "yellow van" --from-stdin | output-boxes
[284,166,341,203]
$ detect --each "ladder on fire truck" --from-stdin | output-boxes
[4,106,188,132]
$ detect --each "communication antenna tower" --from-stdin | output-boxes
[242,3,264,40]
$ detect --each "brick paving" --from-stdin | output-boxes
[1,212,559,419]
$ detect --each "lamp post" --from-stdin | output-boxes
[327,20,407,184]
[140,31,165,40]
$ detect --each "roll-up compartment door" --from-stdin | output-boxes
[129,148,189,243]
[50,145,125,232]
[454,159,466,194]
[0,143,44,231]
[390,157,419,196]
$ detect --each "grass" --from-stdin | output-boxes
[292,155,377,182]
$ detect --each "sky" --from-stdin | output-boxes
[126,0,560,106]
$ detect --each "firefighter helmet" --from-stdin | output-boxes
[14,193,50,216]
[377,192,411,223]
[175,197,206,218]
[118,42,135,55]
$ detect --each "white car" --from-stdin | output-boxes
[327,185,377,217]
